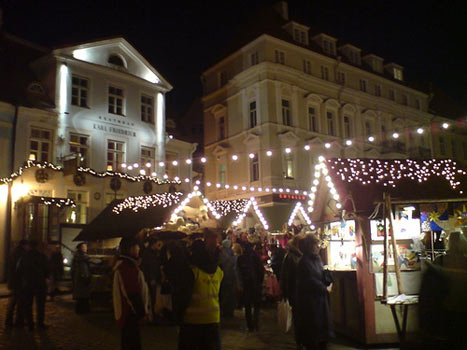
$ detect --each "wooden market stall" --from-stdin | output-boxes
[309,158,467,344]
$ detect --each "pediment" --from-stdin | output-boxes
[212,144,228,156]
[54,37,172,90]
[278,131,300,146]
[307,136,325,145]
[243,133,260,146]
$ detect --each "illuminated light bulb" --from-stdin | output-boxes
[146,162,151,168]
[172,160,178,166]
[174,176,180,181]
[163,174,168,179]
[333,194,339,200]
[201,157,207,163]
[368,136,375,142]
[266,150,272,157]
[206,182,212,187]
[304,145,310,151]
[265,188,270,192]
[285,147,291,154]
[308,200,313,205]
[313,179,319,185]
[225,184,230,189]
[216,183,221,188]
[107,165,113,171]
[186,159,192,164]
[258,188,263,192]
[184,178,190,183]
[28,153,36,161]
[193,185,199,191]
[324,143,331,149]
[336,203,342,209]
[151,172,157,177]
[159,162,165,167]
[121,163,127,168]
[392,132,399,139]
[442,122,449,129]
[249,153,255,159]
[127,165,133,170]
[308,207,313,212]
[195,180,200,185]
[311,186,317,192]
[233,185,238,190]
[318,155,325,162]
[241,186,247,191]
[133,163,139,168]
[250,187,255,191]
[232,154,238,161]
[416,128,424,134]
[345,140,352,146]
[140,169,146,175]
[169,135,173,139]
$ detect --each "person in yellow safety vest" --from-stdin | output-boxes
[178,238,224,350]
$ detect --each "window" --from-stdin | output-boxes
[30,127,52,162]
[451,139,457,158]
[250,52,259,66]
[71,76,89,107]
[249,101,257,128]
[294,29,306,44]
[275,49,285,65]
[219,164,226,186]
[284,153,294,179]
[303,60,312,74]
[337,71,346,84]
[321,66,329,80]
[141,146,155,173]
[141,95,154,123]
[372,60,382,72]
[394,68,403,80]
[402,94,408,106]
[69,133,89,166]
[388,89,395,101]
[326,111,335,136]
[107,140,125,170]
[219,71,228,87]
[439,136,446,156]
[218,116,225,140]
[359,79,367,92]
[108,86,124,115]
[375,84,381,97]
[250,153,259,182]
[365,120,372,136]
[415,98,421,110]
[308,107,318,132]
[349,50,360,65]
[343,116,352,138]
[66,190,88,224]
[323,40,335,55]
[282,99,291,126]
[108,54,125,67]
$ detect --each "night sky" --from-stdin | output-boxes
[1,0,466,116]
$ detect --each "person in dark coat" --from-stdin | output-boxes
[71,243,91,314]
[237,242,264,332]
[270,245,286,279]
[280,234,305,350]
[296,235,333,350]
[48,245,63,301]
[218,239,237,318]
[18,240,50,330]
[5,239,30,329]
[141,238,162,319]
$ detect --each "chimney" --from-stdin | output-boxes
[273,1,289,21]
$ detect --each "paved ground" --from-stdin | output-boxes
[0,294,399,350]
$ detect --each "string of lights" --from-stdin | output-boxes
[211,198,250,216]
[232,197,269,230]
[112,192,184,214]
[288,201,312,226]
[39,197,76,208]
[171,190,223,220]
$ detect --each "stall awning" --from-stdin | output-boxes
[74,193,183,241]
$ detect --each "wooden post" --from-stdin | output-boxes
[382,193,388,301]
[385,193,403,295]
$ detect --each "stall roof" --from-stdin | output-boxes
[74,192,184,241]
[324,158,467,214]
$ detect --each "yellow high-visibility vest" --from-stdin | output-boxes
[183,265,224,324]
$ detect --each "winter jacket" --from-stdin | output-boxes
[72,251,91,299]
[18,249,49,290]
[237,245,264,304]
[113,255,150,328]
[280,246,302,306]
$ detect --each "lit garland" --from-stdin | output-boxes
[328,158,466,190]
[211,198,250,216]
[288,202,312,226]
[40,197,76,208]
[172,191,222,220]
[0,160,62,184]
[205,181,310,196]
[232,197,269,230]
[112,192,184,214]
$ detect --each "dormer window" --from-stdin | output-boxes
[108,54,126,69]
[349,50,360,65]
[385,63,404,81]
[293,28,307,45]
[323,40,336,55]
[363,54,384,73]
[283,21,309,45]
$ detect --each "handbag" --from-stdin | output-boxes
[277,299,292,332]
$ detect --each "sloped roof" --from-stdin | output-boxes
[0,32,54,108]
[324,158,467,215]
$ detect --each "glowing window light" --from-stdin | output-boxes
[232,154,238,161]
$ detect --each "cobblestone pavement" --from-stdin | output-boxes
[0,295,398,350]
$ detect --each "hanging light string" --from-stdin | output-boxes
[112,192,184,214]
[39,197,76,208]
[288,201,312,226]
[232,197,269,230]
[211,198,250,216]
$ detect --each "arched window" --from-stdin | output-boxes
[108,54,125,68]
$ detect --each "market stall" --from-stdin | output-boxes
[309,157,467,344]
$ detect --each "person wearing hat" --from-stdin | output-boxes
[113,237,150,350]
